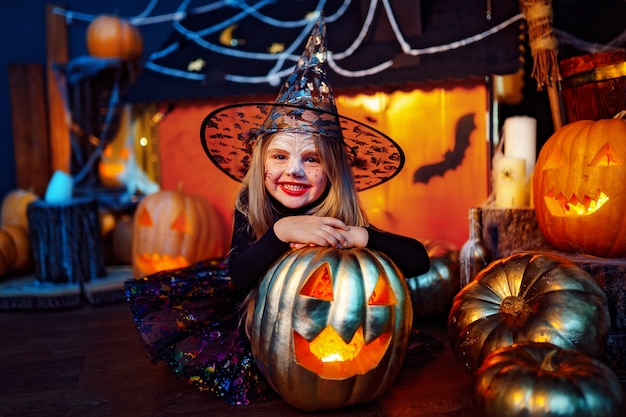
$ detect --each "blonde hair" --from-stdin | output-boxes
[235,132,369,240]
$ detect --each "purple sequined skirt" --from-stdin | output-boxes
[124,259,444,407]
[124,259,276,405]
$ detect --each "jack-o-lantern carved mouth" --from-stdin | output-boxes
[293,326,392,380]
[543,188,609,217]
[135,253,190,275]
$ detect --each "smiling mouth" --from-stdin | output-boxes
[293,326,391,380]
[280,183,310,196]
[544,189,609,216]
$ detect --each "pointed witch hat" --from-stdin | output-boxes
[200,14,404,191]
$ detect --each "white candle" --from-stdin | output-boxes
[503,116,537,182]
[495,156,526,208]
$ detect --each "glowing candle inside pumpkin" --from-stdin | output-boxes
[309,326,364,362]
[545,189,609,216]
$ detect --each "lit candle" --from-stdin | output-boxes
[495,156,526,208]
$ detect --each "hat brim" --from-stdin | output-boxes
[200,102,405,191]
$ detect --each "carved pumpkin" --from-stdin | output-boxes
[447,252,610,374]
[406,238,460,320]
[533,117,626,257]
[132,189,227,278]
[248,247,412,411]
[474,342,625,417]
[86,15,143,60]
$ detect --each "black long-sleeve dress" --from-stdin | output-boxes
[125,203,432,406]
[228,207,430,292]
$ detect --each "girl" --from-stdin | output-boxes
[226,127,430,293]
[127,14,431,407]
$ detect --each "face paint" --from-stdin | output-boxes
[264,132,328,209]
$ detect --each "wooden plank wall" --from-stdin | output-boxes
[7,64,51,196]
[45,4,71,176]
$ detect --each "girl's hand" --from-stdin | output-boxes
[274,216,368,249]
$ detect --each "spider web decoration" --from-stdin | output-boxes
[63,0,526,102]
[121,0,525,102]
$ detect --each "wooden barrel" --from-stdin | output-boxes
[559,50,626,123]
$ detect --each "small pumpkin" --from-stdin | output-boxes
[2,225,33,272]
[533,117,626,257]
[1,189,39,231]
[0,228,17,278]
[86,15,143,60]
[248,247,412,411]
[406,238,460,319]
[447,252,610,374]
[132,189,227,278]
[474,342,625,417]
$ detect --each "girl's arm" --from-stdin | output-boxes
[227,210,291,292]
[366,227,431,278]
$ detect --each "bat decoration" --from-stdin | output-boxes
[413,113,476,184]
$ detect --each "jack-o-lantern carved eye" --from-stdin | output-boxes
[589,142,623,167]
[369,275,397,306]
[299,264,334,301]
[170,212,190,233]
[137,206,153,227]
[542,147,563,170]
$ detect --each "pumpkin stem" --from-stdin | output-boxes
[499,296,531,327]
[613,110,626,119]
[540,349,558,372]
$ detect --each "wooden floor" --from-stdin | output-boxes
[0,300,480,417]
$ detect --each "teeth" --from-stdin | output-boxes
[282,184,307,191]
[544,189,608,216]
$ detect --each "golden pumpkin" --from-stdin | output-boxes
[405,238,460,320]
[248,247,412,411]
[474,342,624,417]
[533,117,626,257]
[132,189,227,278]
[447,252,610,374]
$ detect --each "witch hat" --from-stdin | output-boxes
[200,14,404,191]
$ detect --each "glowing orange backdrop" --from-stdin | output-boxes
[158,80,489,248]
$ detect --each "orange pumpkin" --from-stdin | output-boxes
[132,189,227,278]
[533,117,626,257]
[2,225,33,272]
[1,189,39,231]
[86,15,143,60]
[0,229,17,278]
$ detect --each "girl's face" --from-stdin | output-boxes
[264,132,328,209]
